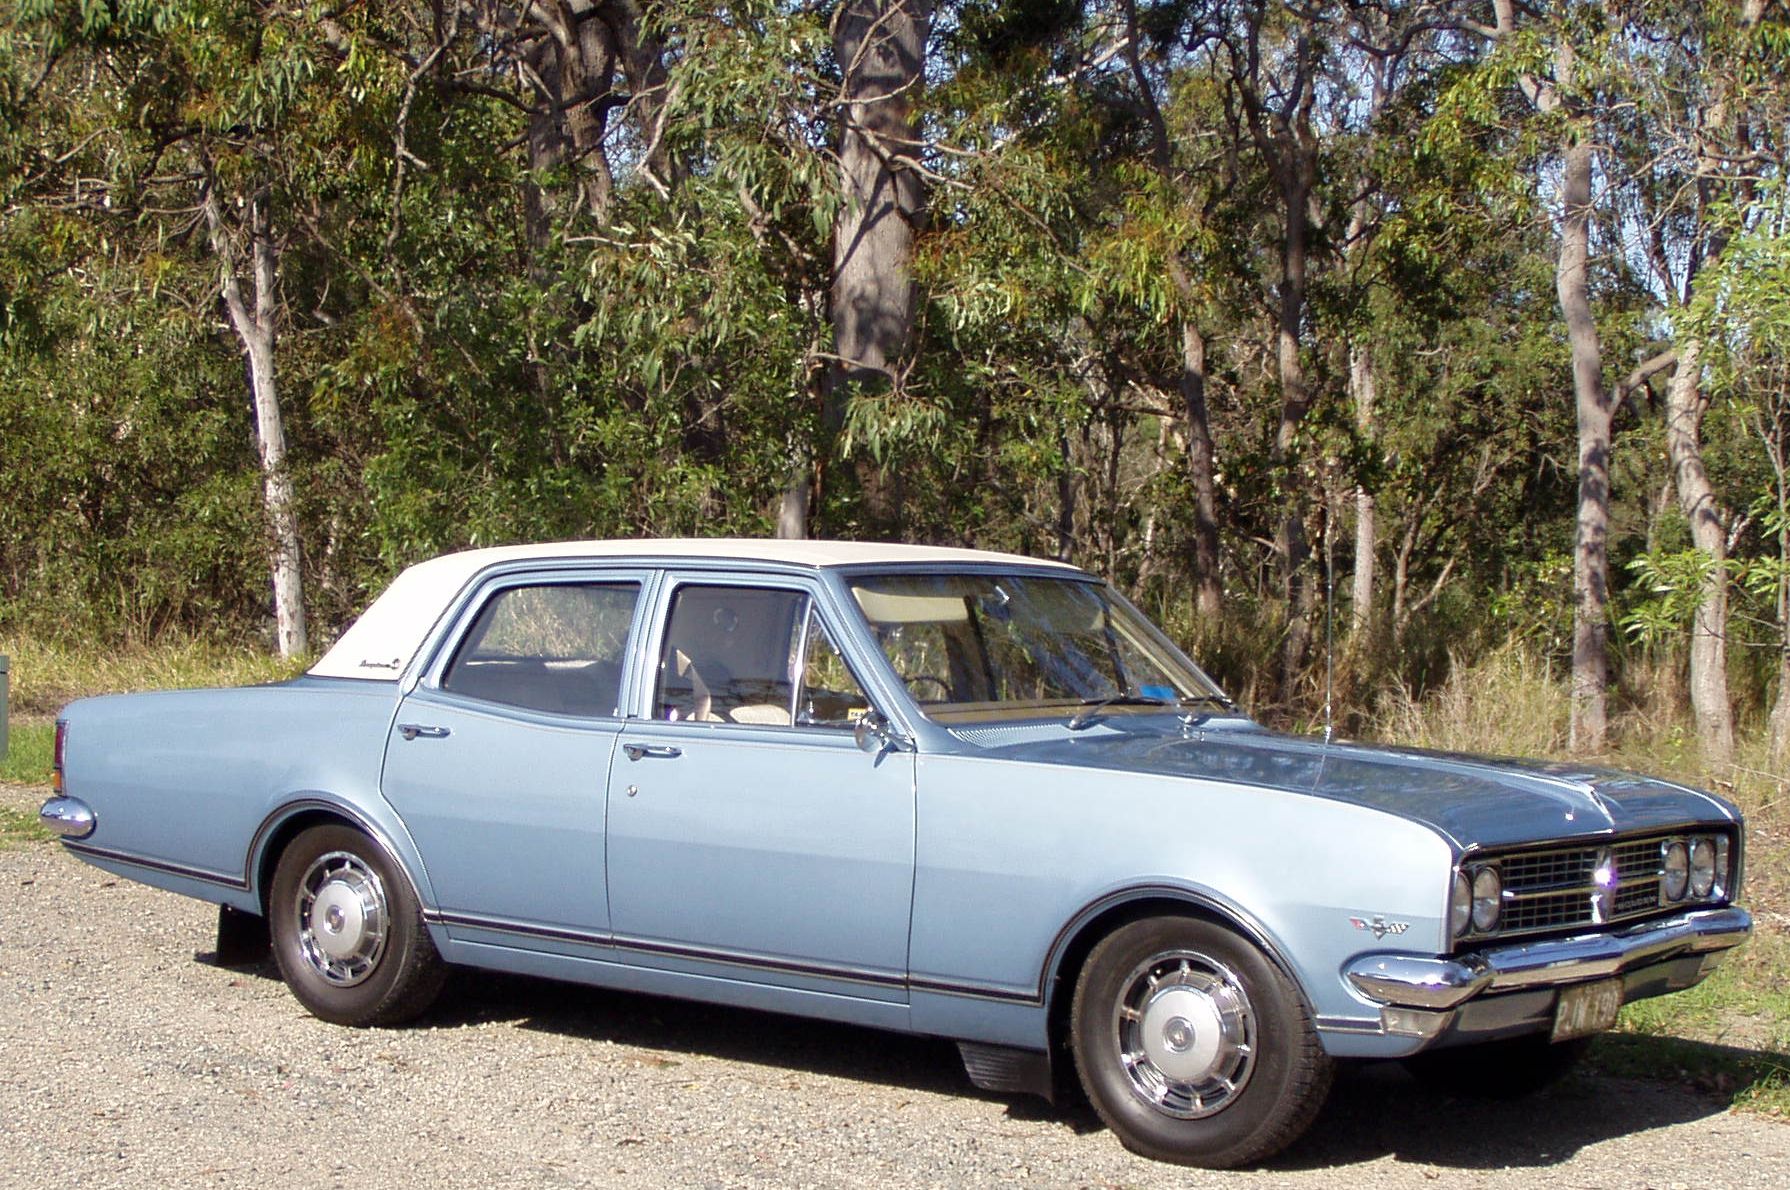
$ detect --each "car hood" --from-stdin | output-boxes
[959,720,1739,850]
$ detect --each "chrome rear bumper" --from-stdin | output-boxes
[38,796,96,840]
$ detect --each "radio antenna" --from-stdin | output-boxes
[1323,480,1336,745]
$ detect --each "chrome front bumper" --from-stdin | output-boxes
[1346,905,1752,1013]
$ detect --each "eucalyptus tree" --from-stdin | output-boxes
[1459,0,1633,751]
[0,1,361,656]
[1620,0,1776,765]
[776,1,933,537]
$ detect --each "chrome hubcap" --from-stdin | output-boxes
[294,851,388,987]
[1114,949,1255,1119]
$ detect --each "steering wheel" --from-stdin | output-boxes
[904,673,953,700]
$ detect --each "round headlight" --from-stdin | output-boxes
[1471,866,1502,932]
[1450,870,1472,938]
[1662,840,1689,902]
[1689,838,1717,898]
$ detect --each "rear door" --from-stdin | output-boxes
[380,571,649,944]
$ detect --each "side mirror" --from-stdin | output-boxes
[854,709,911,755]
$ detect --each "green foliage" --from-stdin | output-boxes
[0,0,1785,754]
[0,721,53,787]
[1622,550,1724,646]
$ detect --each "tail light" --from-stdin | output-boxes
[52,720,66,794]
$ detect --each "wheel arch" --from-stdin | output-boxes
[1041,886,1314,1059]
[247,797,432,919]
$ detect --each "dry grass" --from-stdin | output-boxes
[1368,644,1571,759]
[1365,641,1790,1112]
[0,633,308,719]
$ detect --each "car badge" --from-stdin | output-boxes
[1349,915,1410,939]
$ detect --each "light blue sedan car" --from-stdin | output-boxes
[42,540,1751,1166]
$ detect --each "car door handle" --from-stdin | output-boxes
[398,723,451,741]
[623,743,682,761]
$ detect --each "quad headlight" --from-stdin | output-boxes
[1449,864,1502,939]
[1659,833,1731,904]
[1450,870,1472,939]
[1689,837,1718,899]
[1471,866,1502,932]
[1661,840,1689,901]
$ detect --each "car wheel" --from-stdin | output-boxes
[1403,1034,1593,1098]
[1070,916,1333,1168]
[269,824,446,1027]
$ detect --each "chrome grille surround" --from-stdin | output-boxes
[1455,829,1735,946]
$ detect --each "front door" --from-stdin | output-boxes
[606,579,916,1001]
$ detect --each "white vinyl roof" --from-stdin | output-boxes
[310,537,1076,680]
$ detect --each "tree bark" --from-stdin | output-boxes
[1658,0,1767,766]
[521,1,623,247]
[1230,14,1320,697]
[1664,343,1735,764]
[1496,0,1613,756]
[205,188,307,658]
[779,0,931,538]
[1271,139,1316,691]
[1559,129,1612,754]
[1117,3,1221,614]
[1771,646,1790,768]
[1350,343,1376,635]
[1180,320,1222,617]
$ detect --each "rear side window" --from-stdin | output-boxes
[443,583,639,716]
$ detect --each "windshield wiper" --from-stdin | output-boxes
[1066,694,1175,731]
[1176,693,1237,714]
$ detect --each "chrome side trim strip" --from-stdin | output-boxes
[612,933,908,991]
[60,841,248,891]
[428,911,607,948]
[431,911,1036,1004]
[1346,905,1753,1009]
[907,977,1040,1005]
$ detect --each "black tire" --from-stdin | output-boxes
[1403,1034,1592,1098]
[268,824,447,1027]
[1070,916,1333,1169]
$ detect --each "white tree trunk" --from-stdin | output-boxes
[206,189,307,658]
[1771,640,1790,768]
[1491,2,1613,754]
[1664,342,1734,765]
[1560,131,1611,754]
[1350,344,1377,634]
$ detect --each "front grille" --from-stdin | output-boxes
[1500,888,1593,933]
[1471,832,1699,942]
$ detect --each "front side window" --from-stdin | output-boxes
[794,608,872,728]
[849,573,1224,724]
[656,585,870,729]
[443,582,639,716]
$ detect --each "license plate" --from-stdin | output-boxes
[1552,977,1623,1042]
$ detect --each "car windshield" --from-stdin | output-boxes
[848,572,1229,724]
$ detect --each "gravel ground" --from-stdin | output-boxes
[4,782,1788,1189]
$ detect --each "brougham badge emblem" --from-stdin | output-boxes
[1349,915,1410,939]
